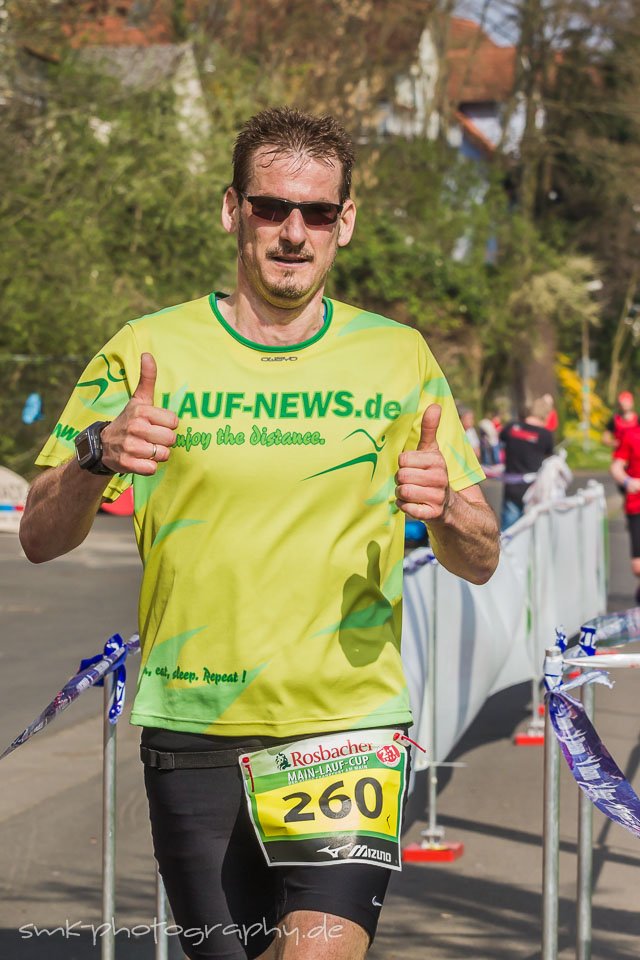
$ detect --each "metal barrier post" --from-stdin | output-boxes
[515,515,545,745]
[156,870,168,960]
[403,562,464,862]
[427,565,440,843]
[576,678,595,960]
[530,519,541,716]
[102,673,117,960]
[542,646,562,960]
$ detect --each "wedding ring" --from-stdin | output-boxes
[151,443,158,461]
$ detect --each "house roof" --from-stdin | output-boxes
[447,17,516,104]
[64,2,175,47]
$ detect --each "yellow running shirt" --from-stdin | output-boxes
[36,293,484,736]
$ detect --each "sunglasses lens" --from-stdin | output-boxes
[249,198,289,222]
[301,204,340,226]
[245,195,341,226]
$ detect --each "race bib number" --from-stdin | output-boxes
[239,728,407,870]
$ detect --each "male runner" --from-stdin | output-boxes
[602,390,637,450]
[611,425,640,604]
[20,107,499,959]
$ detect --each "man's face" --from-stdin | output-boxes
[222,148,356,310]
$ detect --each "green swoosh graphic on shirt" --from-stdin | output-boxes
[78,389,130,417]
[312,560,401,638]
[383,558,404,601]
[143,663,267,728]
[140,626,207,671]
[345,428,386,452]
[161,384,189,416]
[201,664,268,727]
[365,477,395,506]
[77,354,127,403]
[338,311,400,337]
[398,383,421,416]
[422,375,452,400]
[304,452,379,481]
[151,519,204,548]
[350,688,412,729]
[445,441,475,473]
[133,467,167,510]
[304,431,387,481]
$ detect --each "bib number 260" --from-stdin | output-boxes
[283,777,383,823]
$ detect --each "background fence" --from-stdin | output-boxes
[402,480,608,773]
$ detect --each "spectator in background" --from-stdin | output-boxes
[499,397,554,530]
[602,391,638,450]
[610,425,640,604]
[542,393,559,434]
[459,407,481,459]
[478,417,501,466]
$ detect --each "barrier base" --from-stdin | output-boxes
[514,717,544,745]
[402,842,464,863]
[514,731,544,745]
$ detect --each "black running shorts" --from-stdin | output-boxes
[142,727,408,960]
[627,513,640,558]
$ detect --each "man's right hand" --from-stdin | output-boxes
[101,353,178,476]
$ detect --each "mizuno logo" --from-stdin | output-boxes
[350,844,392,863]
[316,842,353,859]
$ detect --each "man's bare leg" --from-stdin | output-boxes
[254,910,368,959]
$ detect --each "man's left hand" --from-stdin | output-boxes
[396,404,451,522]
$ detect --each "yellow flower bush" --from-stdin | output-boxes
[555,353,610,440]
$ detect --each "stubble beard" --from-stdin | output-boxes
[238,219,337,306]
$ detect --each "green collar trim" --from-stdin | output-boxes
[208,292,332,353]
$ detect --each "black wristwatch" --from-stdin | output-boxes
[75,421,114,475]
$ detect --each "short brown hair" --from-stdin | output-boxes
[232,107,355,203]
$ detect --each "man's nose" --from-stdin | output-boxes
[278,207,307,244]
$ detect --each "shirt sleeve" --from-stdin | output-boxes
[34,323,141,501]
[404,333,485,492]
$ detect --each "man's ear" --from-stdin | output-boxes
[221,187,240,235]
[337,199,356,248]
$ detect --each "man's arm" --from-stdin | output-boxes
[396,404,500,584]
[20,460,112,563]
[20,353,178,564]
[610,456,640,493]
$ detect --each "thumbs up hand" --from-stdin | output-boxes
[100,353,179,476]
[396,404,451,522]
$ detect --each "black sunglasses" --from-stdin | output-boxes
[239,192,343,226]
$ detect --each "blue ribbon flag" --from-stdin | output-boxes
[1,633,139,760]
[547,675,640,840]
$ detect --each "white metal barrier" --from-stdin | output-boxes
[401,481,607,838]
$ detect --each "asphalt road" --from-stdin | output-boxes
[1,474,639,959]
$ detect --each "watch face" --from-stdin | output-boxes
[76,434,93,463]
